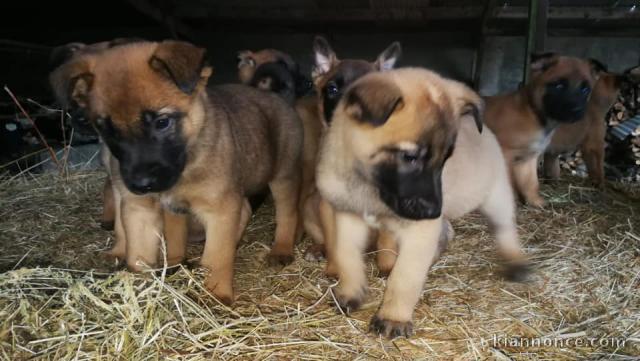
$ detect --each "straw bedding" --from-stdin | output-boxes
[0,171,638,360]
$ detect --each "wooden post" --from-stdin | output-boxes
[523,0,548,83]
[471,0,495,90]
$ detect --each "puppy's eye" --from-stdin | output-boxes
[400,151,421,164]
[326,82,339,98]
[580,82,591,95]
[155,116,173,131]
[550,80,567,91]
[403,153,418,163]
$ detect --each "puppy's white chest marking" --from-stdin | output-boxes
[363,212,381,229]
[160,194,190,214]
[515,130,555,163]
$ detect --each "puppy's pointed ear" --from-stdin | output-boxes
[49,59,94,108]
[312,36,337,78]
[344,75,403,127]
[149,40,212,95]
[375,41,402,71]
[530,52,557,73]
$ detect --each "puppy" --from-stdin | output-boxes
[237,48,312,99]
[544,70,640,186]
[316,68,527,338]
[50,38,196,267]
[484,53,601,206]
[50,40,303,305]
[50,38,143,230]
[302,36,402,277]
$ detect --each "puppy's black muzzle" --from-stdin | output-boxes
[376,164,443,220]
[543,84,591,123]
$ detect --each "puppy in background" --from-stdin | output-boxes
[50,38,143,231]
[484,53,601,206]
[237,49,312,102]
[316,68,527,338]
[51,40,303,305]
[544,67,640,186]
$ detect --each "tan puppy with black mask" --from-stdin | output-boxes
[484,53,601,206]
[51,40,303,305]
[316,68,527,338]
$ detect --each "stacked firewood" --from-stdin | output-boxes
[558,79,640,182]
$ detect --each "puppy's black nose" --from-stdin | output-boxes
[128,176,156,194]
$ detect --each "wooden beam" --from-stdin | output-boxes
[471,0,497,89]
[523,0,548,84]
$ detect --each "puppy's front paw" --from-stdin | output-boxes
[204,276,234,306]
[333,286,366,314]
[267,251,294,266]
[503,261,531,282]
[369,314,413,339]
[527,195,545,208]
[304,243,326,261]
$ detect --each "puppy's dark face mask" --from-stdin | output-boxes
[98,110,187,194]
[529,53,602,124]
[373,142,455,220]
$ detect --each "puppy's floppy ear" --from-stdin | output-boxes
[530,52,558,73]
[49,59,94,108]
[374,41,402,71]
[149,40,212,95]
[343,75,403,127]
[312,36,337,78]
[461,100,483,133]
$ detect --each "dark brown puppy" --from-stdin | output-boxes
[484,53,601,207]
[302,36,402,277]
[50,41,303,305]
[544,70,639,186]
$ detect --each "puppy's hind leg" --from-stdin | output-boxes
[375,230,397,277]
[542,152,561,181]
[480,176,529,282]
[101,178,115,230]
[268,175,301,265]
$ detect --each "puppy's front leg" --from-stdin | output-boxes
[106,181,126,261]
[512,157,545,207]
[333,211,370,313]
[197,196,246,306]
[122,195,163,272]
[371,219,442,338]
[163,210,188,267]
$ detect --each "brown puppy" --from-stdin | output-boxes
[51,41,303,305]
[50,38,143,231]
[544,70,639,186]
[484,53,601,206]
[316,68,527,338]
[50,38,198,266]
[302,36,402,277]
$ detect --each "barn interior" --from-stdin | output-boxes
[0,0,639,359]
